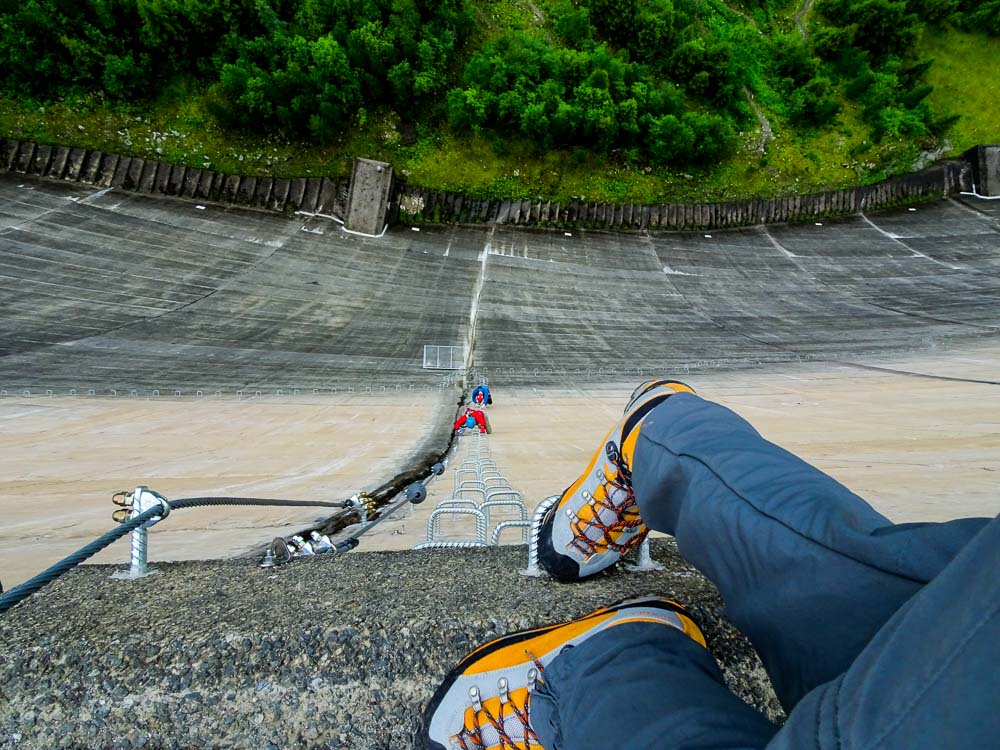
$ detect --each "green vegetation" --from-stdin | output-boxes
[922,28,1000,149]
[0,0,997,204]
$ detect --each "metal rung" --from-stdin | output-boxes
[486,488,523,505]
[454,487,486,504]
[412,541,488,550]
[427,507,487,543]
[491,519,531,545]
[481,498,527,528]
[434,499,478,511]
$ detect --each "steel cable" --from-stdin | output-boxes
[0,505,166,616]
[168,497,346,510]
[0,496,350,616]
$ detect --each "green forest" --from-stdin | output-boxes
[1,0,998,202]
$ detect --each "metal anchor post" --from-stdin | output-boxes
[119,486,171,578]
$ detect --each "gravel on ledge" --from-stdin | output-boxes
[0,540,782,749]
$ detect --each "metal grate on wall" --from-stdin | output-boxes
[423,345,465,370]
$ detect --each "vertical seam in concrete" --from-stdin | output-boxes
[465,227,492,371]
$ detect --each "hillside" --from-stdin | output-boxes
[0,0,998,204]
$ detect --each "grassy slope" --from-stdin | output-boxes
[1,14,997,204]
[921,28,1000,151]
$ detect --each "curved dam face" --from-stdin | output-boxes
[1,174,999,391]
[1,173,999,589]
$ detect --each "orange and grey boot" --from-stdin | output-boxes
[421,597,705,749]
[537,380,696,582]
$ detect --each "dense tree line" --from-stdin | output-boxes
[445,34,734,166]
[0,0,996,168]
[0,0,473,139]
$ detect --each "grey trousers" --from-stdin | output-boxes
[532,393,998,749]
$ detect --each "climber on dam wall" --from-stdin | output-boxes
[454,407,491,435]
[471,384,492,406]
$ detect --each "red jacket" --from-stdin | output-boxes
[454,408,489,432]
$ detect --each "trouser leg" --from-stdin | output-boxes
[532,517,999,750]
[631,392,990,708]
[531,622,779,750]
[771,513,1000,749]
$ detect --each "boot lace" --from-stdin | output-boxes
[568,441,648,558]
[452,653,545,749]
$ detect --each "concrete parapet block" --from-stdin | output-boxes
[0,138,18,170]
[138,161,158,193]
[111,156,132,188]
[345,158,393,234]
[287,178,307,211]
[970,145,1000,196]
[207,172,226,202]
[649,204,661,228]
[253,177,273,209]
[336,178,351,217]
[80,151,103,184]
[47,146,70,179]
[235,176,256,206]
[152,163,170,194]
[220,174,241,203]
[175,167,196,197]
[163,164,184,196]
[109,155,129,187]
[65,148,87,181]
[14,142,36,172]
[317,177,337,215]
[270,178,290,212]
[496,200,512,224]
[124,158,144,191]
[301,177,322,214]
[29,144,52,175]
[88,151,115,187]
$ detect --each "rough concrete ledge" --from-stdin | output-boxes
[2,135,978,231]
[0,138,346,220]
[394,159,973,230]
[0,540,781,749]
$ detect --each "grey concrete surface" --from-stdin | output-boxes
[472,201,1000,384]
[5,169,997,394]
[346,158,393,235]
[0,176,481,391]
[0,541,782,750]
[971,144,1000,196]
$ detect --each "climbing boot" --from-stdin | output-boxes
[537,380,695,582]
[422,596,704,749]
